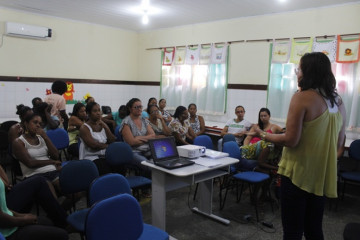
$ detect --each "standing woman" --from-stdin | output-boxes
[79,102,116,175]
[169,106,196,145]
[158,99,172,124]
[256,52,346,239]
[188,103,205,136]
[120,98,155,175]
[67,103,86,158]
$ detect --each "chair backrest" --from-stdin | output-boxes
[0,232,5,240]
[223,134,236,144]
[223,141,241,159]
[59,160,99,194]
[105,142,133,166]
[85,194,143,240]
[89,173,131,205]
[114,125,123,142]
[193,135,214,150]
[349,139,360,161]
[46,128,70,150]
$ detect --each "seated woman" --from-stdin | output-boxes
[188,103,205,137]
[12,113,62,197]
[169,106,196,145]
[8,105,33,152]
[0,165,67,230]
[147,104,171,137]
[218,105,252,151]
[0,178,69,240]
[241,108,284,172]
[67,102,86,159]
[33,102,60,130]
[141,97,157,119]
[158,99,172,124]
[120,98,155,176]
[79,102,116,175]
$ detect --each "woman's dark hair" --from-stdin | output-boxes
[235,105,245,112]
[118,105,126,112]
[16,104,32,121]
[86,102,98,114]
[299,52,338,107]
[173,106,187,119]
[51,80,67,95]
[188,103,197,109]
[31,97,42,107]
[24,112,41,124]
[258,108,271,130]
[148,97,157,105]
[125,98,141,115]
[85,97,94,104]
[72,102,85,117]
[159,99,166,104]
[33,102,49,124]
[147,104,159,114]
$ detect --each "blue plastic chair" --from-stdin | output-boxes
[339,139,360,201]
[46,128,70,160]
[193,135,214,150]
[114,125,123,141]
[67,173,132,234]
[221,141,272,220]
[85,194,169,240]
[0,232,5,240]
[59,160,99,212]
[105,142,151,199]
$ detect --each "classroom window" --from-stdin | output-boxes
[161,54,228,115]
[267,62,360,133]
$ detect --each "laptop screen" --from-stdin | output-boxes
[149,137,179,162]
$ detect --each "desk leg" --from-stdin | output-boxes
[192,179,230,225]
[151,170,166,230]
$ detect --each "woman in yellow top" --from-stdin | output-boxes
[67,102,86,158]
[256,52,346,240]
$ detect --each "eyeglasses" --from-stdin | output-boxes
[150,110,158,114]
[133,105,143,110]
[236,111,245,114]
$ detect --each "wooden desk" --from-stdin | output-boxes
[142,157,238,231]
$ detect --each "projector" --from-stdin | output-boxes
[177,145,206,158]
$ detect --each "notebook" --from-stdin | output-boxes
[148,137,195,169]
[205,149,229,159]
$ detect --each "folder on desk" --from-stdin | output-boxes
[205,149,229,159]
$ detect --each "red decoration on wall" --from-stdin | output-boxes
[64,82,75,101]
[46,89,52,95]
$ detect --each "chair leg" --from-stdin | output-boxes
[236,182,244,203]
[193,183,199,200]
[249,183,260,222]
[341,180,346,201]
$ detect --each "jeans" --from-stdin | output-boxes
[280,176,325,240]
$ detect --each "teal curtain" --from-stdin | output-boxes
[267,61,360,133]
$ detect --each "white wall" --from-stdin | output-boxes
[0,8,138,80]
[1,3,360,126]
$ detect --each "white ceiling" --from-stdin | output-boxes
[0,0,359,32]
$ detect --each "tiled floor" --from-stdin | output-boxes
[68,181,360,240]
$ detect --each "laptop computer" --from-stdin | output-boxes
[148,137,195,169]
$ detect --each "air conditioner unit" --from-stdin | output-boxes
[5,22,52,39]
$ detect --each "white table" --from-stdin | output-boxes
[142,156,239,230]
